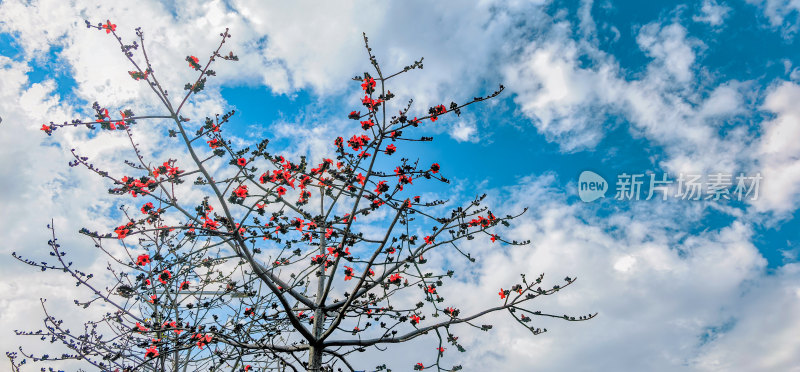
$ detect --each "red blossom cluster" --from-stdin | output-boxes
[193,333,213,349]
[429,104,447,122]
[120,176,156,197]
[114,222,134,239]
[128,70,150,81]
[186,55,201,70]
[101,20,116,34]
[207,138,221,148]
[136,254,150,266]
[152,160,181,178]
[233,184,248,198]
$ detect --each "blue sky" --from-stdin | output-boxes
[2,0,800,371]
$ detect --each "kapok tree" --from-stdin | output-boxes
[9,21,595,372]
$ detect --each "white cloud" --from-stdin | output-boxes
[693,263,800,371]
[748,0,800,32]
[751,81,800,215]
[449,119,479,143]
[637,22,699,84]
[693,0,732,27]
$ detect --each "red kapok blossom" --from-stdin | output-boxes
[388,273,403,284]
[424,236,434,245]
[141,202,154,214]
[430,163,440,173]
[361,76,376,93]
[237,158,247,166]
[179,281,190,290]
[429,104,447,122]
[276,186,286,197]
[233,185,248,198]
[360,119,375,130]
[102,20,116,34]
[136,254,151,266]
[344,266,354,281]
[409,314,420,325]
[187,55,201,70]
[145,346,158,358]
[414,363,424,370]
[207,138,221,149]
[386,144,396,155]
[203,218,218,230]
[115,223,132,239]
[158,270,171,284]
[40,124,53,135]
[499,288,506,299]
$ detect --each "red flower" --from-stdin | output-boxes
[244,365,252,372]
[409,314,420,325]
[430,163,440,173]
[203,218,218,230]
[237,158,247,166]
[135,322,149,332]
[427,285,436,294]
[437,347,445,354]
[187,55,201,70]
[179,281,190,290]
[141,202,154,214]
[40,124,53,135]
[491,234,497,243]
[361,76,376,93]
[414,363,424,370]
[348,111,361,119]
[102,20,116,34]
[344,266,354,281]
[194,333,213,349]
[233,185,248,198]
[360,119,375,130]
[115,223,132,239]
[276,186,286,197]
[144,346,158,358]
[499,288,506,299]
[424,236,434,245]
[207,138,221,149]
[374,181,389,195]
[136,254,151,266]
[158,270,171,284]
[429,104,447,122]
[388,273,402,284]
[386,144,396,155]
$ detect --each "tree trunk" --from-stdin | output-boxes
[307,345,323,371]
[308,197,327,371]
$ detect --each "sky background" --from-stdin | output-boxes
[2,0,800,371]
